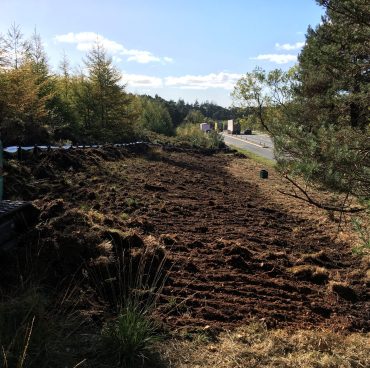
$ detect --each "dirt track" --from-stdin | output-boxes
[3,145,369,332]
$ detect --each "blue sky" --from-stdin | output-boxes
[0,0,324,106]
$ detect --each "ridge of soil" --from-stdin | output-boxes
[2,145,369,332]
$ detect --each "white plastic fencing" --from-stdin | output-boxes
[3,142,148,154]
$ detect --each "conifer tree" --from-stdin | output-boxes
[233,0,369,206]
[275,0,370,200]
[80,42,140,141]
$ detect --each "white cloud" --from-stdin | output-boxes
[54,32,172,64]
[122,71,243,90]
[275,42,305,51]
[251,54,297,64]
[121,73,163,88]
[165,72,242,90]
[163,56,173,63]
[112,56,123,63]
[125,50,161,64]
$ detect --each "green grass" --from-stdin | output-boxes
[125,197,140,208]
[88,240,170,367]
[229,145,276,167]
[101,304,162,367]
[120,212,130,221]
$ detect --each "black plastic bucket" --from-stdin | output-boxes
[260,169,268,179]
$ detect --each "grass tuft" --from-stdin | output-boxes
[88,238,170,367]
[288,265,329,284]
[0,287,86,368]
[101,304,161,367]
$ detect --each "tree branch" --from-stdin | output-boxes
[280,175,365,213]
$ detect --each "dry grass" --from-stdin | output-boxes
[288,265,330,283]
[160,323,370,368]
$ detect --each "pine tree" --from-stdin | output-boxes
[80,42,140,141]
[232,0,369,206]
[274,0,369,202]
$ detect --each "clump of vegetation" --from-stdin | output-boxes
[101,304,161,367]
[176,123,225,149]
[288,265,329,284]
[139,97,174,136]
[125,197,140,210]
[0,239,169,367]
[0,287,86,368]
[88,237,170,367]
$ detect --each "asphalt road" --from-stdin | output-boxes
[222,133,275,161]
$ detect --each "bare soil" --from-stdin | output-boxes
[3,145,369,332]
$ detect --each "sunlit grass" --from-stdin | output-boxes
[161,322,370,368]
[228,145,275,167]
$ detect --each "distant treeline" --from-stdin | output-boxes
[0,24,245,147]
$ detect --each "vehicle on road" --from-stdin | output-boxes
[243,129,252,135]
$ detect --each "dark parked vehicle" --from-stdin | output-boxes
[243,129,252,135]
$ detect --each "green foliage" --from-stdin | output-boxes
[125,197,140,210]
[352,217,370,254]
[176,123,225,149]
[0,24,235,146]
[184,109,205,124]
[146,95,232,127]
[86,229,170,367]
[232,67,296,133]
[139,96,174,136]
[101,304,161,367]
[233,1,369,202]
[0,26,57,145]
[207,130,225,149]
[277,0,369,199]
[77,43,141,143]
[0,25,142,145]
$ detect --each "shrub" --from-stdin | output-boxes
[176,123,224,149]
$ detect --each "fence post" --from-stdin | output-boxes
[0,137,3,201]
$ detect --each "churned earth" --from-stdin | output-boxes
[3,144,369,333]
